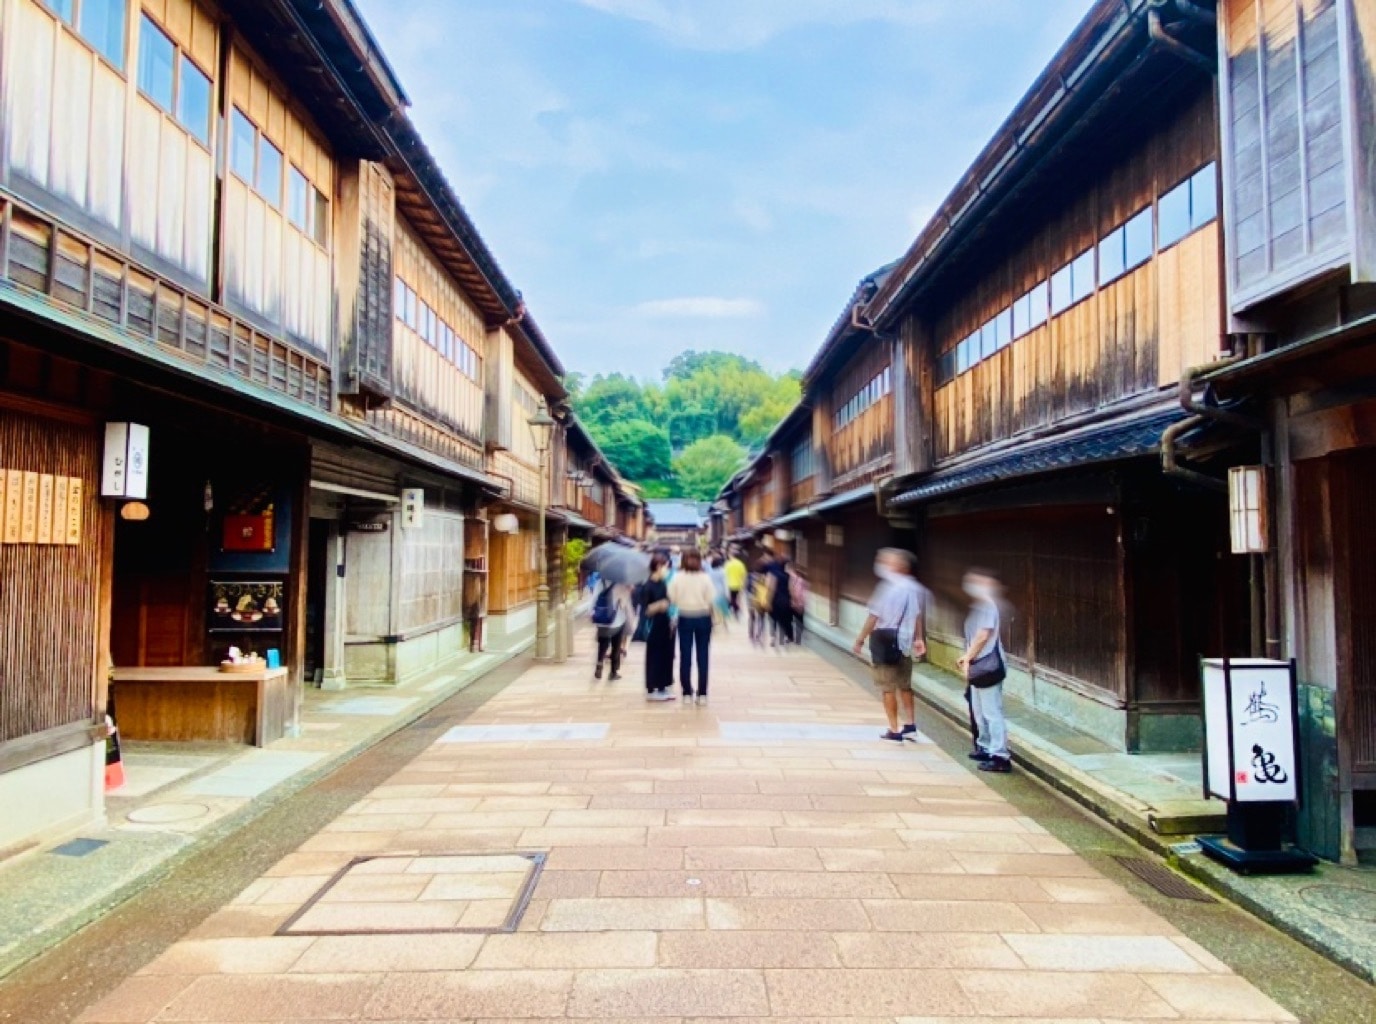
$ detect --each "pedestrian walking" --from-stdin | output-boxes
[853,548,926,742]
[766,555,794,647]
[958,568,1011,772]
[592,581,634,681]
[787,563,808,644]
[724,550,747,618]
[639,555,676,701]
[748,554,773,647]
[668,549,717,704]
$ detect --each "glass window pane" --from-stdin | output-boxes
[288,167,309,230]
[1012,295,1029,338]
[137,16,174,112]
[312,188,329,246]
[178,57,212,145]
[1124,207,1153,269]
[1029,281,1049,328]
[257,137,283,207]
[81,0,126,69]
[1191,163,1218,229]
[995,308,1012,349]
[1051,264,1073,314]
[1072,250,1096,303]
[980,320,997,360]
[1158,178,1191,248]
[230,109,255,181]
[1098,228,1125,285]
[50,0,75,24]
[394,278,404,320]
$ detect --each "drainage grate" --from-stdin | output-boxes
[1113,855,1216,903]
[277,851,545,936]
[50,838,109,858]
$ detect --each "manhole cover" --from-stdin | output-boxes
[126,803,210,824]
[1298,884,1376,922]
[279,852,545,936]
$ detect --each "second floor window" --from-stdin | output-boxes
[288,167,330,247]
[137,15,212,146]
[792,438,814,481]
[1158,162,1219,250]
[229,108,285,210]
[47,0,127,69]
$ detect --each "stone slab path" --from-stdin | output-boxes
[78,624,1297,1023]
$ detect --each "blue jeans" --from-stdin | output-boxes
[970,683,1009,759]
[677,615,712,695]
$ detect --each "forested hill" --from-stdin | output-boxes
[567,351,801,501]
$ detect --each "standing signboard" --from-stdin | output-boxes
[1198,658,1315,874]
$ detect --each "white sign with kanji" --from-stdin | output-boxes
[1202,658,1297,804]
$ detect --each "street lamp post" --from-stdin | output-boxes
[528,400,556,661]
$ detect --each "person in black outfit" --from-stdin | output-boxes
[639,554,675,701]
[768,556,794,647]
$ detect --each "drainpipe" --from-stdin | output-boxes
[1160,358,1257,489]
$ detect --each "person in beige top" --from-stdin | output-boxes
[667,549,716,704]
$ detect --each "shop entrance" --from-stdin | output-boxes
[304,518,331,683]
[1335,448,1376,850]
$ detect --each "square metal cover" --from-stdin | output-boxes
[278,852,545,936]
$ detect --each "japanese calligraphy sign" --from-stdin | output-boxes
[0,469,83,546]
[1202,658,1298,804]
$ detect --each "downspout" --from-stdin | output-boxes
[1160,358,1256,490]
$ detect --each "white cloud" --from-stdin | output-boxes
[631,297,766,319]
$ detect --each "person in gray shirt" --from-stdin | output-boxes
[957,568,1011,772]
[854,548,927,742]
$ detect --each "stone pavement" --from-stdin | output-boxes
[76,624,1298,1023]
[0,638,529,980]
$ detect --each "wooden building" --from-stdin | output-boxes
[0,0,628,858]
[1202,0,1376,863]
[723,0,1252,756]
[645,501,705,550]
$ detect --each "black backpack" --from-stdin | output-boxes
[591,583,616,626]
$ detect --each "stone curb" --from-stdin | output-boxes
[0,636,533,981]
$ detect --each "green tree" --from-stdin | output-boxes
[574,373,651,429]
[673,434,747,500]
[595,419,672,482]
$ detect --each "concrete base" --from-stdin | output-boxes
[487,603,537,641]
[344,622,468,687]
[0,740,105,857]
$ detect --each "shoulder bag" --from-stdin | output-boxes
[868,590,911,666]
[968,643,1006,689]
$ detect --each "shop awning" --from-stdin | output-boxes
[889,407,1193,508]
[811,484,875,514]
[771,508,815,527]
[563,512,596,531]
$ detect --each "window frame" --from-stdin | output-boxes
[136,12,175,115]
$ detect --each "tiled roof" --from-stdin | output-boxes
[889,407,1195,507]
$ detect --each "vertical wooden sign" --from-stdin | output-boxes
[20,471,39,543]
[52,476,68,545]
[36,474,54,544]
[66,477,84,545]
[3,469,20,543]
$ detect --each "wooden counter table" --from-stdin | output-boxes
[110,666,294,747]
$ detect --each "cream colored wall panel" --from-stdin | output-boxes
[127,102,161,248]
[9,2,56,186]
[189,4,215,71]
[223,178,249,304]
[50,32,92,207]
[156,125,186,263]
[184,144,212,280]
[243,194,266,311]
[262,209,283,322]
[88,62,125,227]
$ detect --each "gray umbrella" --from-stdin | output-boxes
[581,544,651,585]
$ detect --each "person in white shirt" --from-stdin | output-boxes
[853,548,927,742]
[667,549,717,704]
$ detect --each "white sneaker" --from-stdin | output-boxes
[696,694,708,706]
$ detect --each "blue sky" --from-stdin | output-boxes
[354,0,1095,378]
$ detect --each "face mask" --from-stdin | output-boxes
[964,581,991,600]
[875,565,903,584]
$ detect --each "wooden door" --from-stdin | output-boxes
[1338,450,1376,785]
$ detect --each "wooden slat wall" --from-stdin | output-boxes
[930,88,1219,462]
[826,344,893,488]
[488,522,538,614]
[391,217,486,441]
[0,406,103,743]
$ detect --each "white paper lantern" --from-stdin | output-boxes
[491,513,520,534]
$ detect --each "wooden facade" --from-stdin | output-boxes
[0,0,640,854]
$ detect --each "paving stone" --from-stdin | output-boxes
[566,968,769,1018]
[658,930,843,968]
[765,968,975,1017]
[364,969,573,1019]
[473,932,658,969]
[290,933,484,973]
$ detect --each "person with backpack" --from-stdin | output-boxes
[591,581,634,681]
